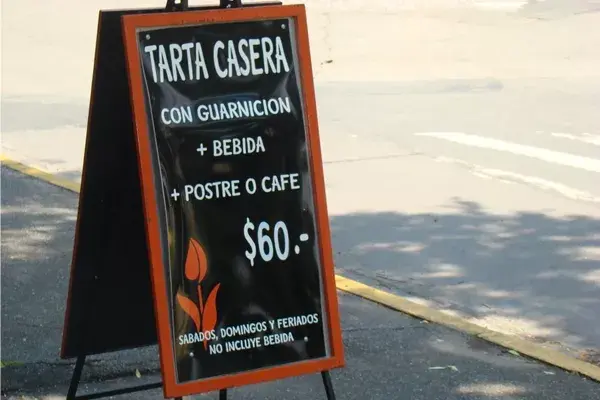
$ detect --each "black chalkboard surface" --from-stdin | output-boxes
[122,4,344,397]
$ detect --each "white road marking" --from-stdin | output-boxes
[550,132,600,147]
[415,132,600,173]
[435,156,600,205]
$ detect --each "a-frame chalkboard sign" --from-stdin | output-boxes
[60,1,345,399]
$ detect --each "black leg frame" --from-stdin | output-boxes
[66,354,174,400]
[67,353,335,400]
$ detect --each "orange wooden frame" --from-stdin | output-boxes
[121,4,344,398]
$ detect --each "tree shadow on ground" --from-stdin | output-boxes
[2,166,600,398]
[330,198,600,358]
[1,166,79,363]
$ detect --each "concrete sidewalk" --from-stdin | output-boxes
[2,166,600,399]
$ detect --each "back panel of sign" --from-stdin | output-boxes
[60,2,283,360]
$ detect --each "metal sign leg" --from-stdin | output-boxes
[322,371,337,400]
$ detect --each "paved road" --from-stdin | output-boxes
[320,76,600,360]
[2,0,599,363]
[2,166,600,399]
[311,2,600,359]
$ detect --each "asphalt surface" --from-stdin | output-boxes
[2,0,600,372]
[2,166,600,399]
[320,76,600,359]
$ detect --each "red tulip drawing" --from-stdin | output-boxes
[176,238,220,350]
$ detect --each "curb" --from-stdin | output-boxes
[0,155,81,193]
[2,154,600,384]
[336,275,600,383]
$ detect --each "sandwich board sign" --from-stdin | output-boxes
[118,3,345,397]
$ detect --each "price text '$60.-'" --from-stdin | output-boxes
[243,218,309,266]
